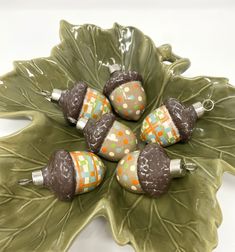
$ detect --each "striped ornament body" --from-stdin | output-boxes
[70,151,106,194]
[140,105,181,147]
[79,88,111,121]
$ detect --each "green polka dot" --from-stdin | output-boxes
[111,143,116,148]
[134,105,139,110]
[124,163,129,169]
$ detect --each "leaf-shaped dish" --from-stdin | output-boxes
[0,21,235,252]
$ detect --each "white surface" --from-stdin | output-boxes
[0,2,235,251]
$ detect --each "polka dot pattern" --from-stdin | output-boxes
[99,121,137,161]
[109,81,147,121]
[116,150,144,193]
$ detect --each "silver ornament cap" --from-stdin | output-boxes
[32,170,44,186]
[76,117,89,131]
[192,102,205,118]
[108,64,121,74]
[170,159,186,178]
[51,89,63,102]
[170,159,197,178]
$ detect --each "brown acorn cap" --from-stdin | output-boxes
[164,98,198,142]
[58,82,88,124]
[103,69,143,97]
[137,143,171,197]
[42,150,76,201]
[83,113,116,153]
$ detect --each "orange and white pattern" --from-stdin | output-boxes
[140,105,181,147]
[70,151,106,194]
[79,88,111,121]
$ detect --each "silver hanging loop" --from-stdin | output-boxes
[182,162,197,172]
[192,99,214,118]
[18,179,32,186]
[18,170,44,186]
[37,90,52,102]
[170,160,197,178]
[202,99,215,112]
[37,89,63,102]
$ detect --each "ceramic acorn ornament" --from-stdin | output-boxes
[41,82,111,130]
[140,97,214,147]
[84,113,138,162]
[116,143,196,197]
[103,64,147,121]
[18,150,106,201]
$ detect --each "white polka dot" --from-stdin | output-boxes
[125,130,130,135]
[109,152,115,157]
[124,149,130,154]
[111,133,116,139]
[138,96,143,101]
[136,110,140,115]
[120,159,125,165]
[123,103,128,109]
[131,185,137,191]
[124,87,130,92]
[130,165,136,171]
[110,95,114,101]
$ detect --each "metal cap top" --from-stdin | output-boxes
[51,89,63,102]
[76,117,89,131]
[169,159,186,178]
[170,159,197,178]
[32,170,44,186]
[192,102,205,118]
[108,64,121,74]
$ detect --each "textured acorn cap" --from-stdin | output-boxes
[83,113,116,154]
[42,150,76,201]
[58,82,88,124]
[137,143,171,197]
[103,69,143,97]
[164,98,198,142]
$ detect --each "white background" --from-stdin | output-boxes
[0,1,235,251]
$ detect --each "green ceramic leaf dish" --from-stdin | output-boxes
[0,21,235,252]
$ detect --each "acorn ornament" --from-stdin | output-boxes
[116,143,196,197]
[18,150,106,201]
[103,64,147,121]
[141,97,214,147]
[84,113,137,162]
[41,82,111,130]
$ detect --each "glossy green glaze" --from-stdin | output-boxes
[0,21,235,252]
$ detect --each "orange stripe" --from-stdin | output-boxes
[164,108,180,141]
[70,151,83,193]
[103,96,108,106]
[79,181,99,188]
[146,117,159,143]
[86,90,98,100]
[89,152,99,183]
